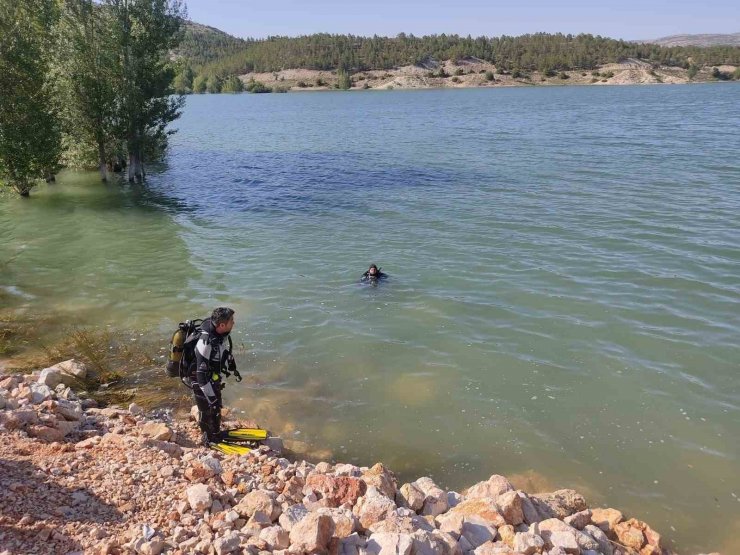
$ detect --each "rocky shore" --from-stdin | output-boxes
[0,361,721,555]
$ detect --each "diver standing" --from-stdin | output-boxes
[193,307,241,445]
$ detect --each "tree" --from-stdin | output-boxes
[221,74,244,93]
[173,64,194,94]
[337,68,352,90]
[0,0,62,196]
[57,0,118,181]
[193,73,208,93]
[105,0,185,182]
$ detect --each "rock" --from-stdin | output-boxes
[213,531,241,555]
[234,490,280,521]
[539,519,599,552]
[497,524,515,547]
[317,507,357,537]
[512,531,544,555]
[186,484,212,512]
[460,516,497,549]
[495,490,524,526]
[38,368,63,388]
[398,482,425,512]
[583,525,613,555]
[260,525,290,550]
[55,399,83,421]
[30,383,54,404]
[304,473,367,508]
[473,541,514,554]
[361,463,397,499]
[248,510,273,528]
[614,520,646,551]
[411,529,460,555]
[279,504,308,531]
[546,531,579,554]
[368,513,433,535]
[564,510,592,531]
[365,532,414,555]
[75,436,101,449]
[465,475,515,499]
[55,420,79,437]
[447,491,462,509]
[335,463,362,477]
[128,403,143,415]
[448,498,506,527]
[139,540,165,555]
[353,486,398,531]
[264,436,284,453]
[27,425,65,442]
[140,422,173,441]
[590,508,623,535]
[436,511,465,538]
[142,439,183,458]
[415,477,449,517]
[289,512,335,552]
[530,490,587,519]
[55,359,87,380]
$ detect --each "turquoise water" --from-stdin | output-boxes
[2,84,740,552]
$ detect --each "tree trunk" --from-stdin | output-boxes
[98,141,108,182]
[13,180,31,197]
[128,151,144,182]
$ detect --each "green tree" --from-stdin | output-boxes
[173,64,195,94]
[221,74,243,92]
[105,0,185,182]
[206,74,223,93]
[687,64,698,80]
[193,74,208,93]
[57,0,118,181]
[0,0,62,196]
[337,68,352,90]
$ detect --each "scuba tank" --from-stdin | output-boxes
[166,326,187,377]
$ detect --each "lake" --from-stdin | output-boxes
[1,83,739,553]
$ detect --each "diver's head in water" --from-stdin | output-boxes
[368,264,379,277]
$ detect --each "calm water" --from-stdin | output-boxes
[2,84,740,552]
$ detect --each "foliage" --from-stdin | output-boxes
[0,0,63,195]
[337,67,352,89]
[687,64,698,79]
[221,74,244,92]
[484,70,495,81]
[245,79,271,93]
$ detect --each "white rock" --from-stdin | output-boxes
[30,383,53,404]
[398,482,425,512]
[128,403,143,415]
[38,368,63,388]
[55,399,83,421]
[260,525,290,550]
[279,504,308,531]
[56,359,87,380]
[213,531,241,555]
[289,512,335,552]
[186,484,212,512]
[513,532,544,555]
[461,516,497,549]
[365,532,414,555]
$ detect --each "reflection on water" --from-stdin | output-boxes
[1,84,740,553]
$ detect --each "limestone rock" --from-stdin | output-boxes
[398,482,425,512]
[361,463,397,499]
[213,531,241,555]
[140,422,173,441]
[260,525,290,550]
[495,490,524,526]
[530,490,587,519]
[590,508,623,535]
[289,512,335,552]
[415,477,449,517]
[464,475,515,500]
[30,383,54,404]
[56,359,87,380]
[365,532,414,555]
[449,498,506,527]
[460,516,497,549]
[186,484,212,512]
[513,532,545,555]
[55,399,83,421]
[38,368,63,388]
[317,507,357,537]
[614,519,646,551]
[28,425,65,443]
[583,525,613,555]
[353,486,398,531]
[564,510,592,531]
[235,490,280,521]
[279,504,308,531]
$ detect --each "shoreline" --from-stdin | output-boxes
[0,360,722,555]
[231,59,739,93]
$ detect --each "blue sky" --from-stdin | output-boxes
[184,0,739,41]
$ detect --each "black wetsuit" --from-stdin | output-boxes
[193,318,236,441]
[361,270,387,282]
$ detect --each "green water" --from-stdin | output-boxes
[1,84,739,552]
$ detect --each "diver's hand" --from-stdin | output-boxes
[201,382,219,407]
[233,369,242,382]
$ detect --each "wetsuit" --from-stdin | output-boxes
[361,270,387,282]
[193,317,237,442]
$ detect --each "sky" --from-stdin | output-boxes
[183,0,740,41]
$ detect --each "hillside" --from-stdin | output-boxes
[647,32,740,47]
[173,21,246,67]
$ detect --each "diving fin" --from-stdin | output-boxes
[210,441,253,456]
[220,427,269,441]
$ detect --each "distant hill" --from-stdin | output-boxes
[645,33,740,47]
[173,21,246,67]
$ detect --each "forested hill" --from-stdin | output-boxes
[174,21,246,66]
[177,24,740,80]
[646,32,740,47]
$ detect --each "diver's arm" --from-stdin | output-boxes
[195,336,218,404]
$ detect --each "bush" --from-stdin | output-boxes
[590,78,598,83]
[454,68,464,76]
[591,70,600,77]
[316,77,326,87]
[687,65,698,80]
[297,81,308,88]
[272,86,289,93]
[484,70,495,81]
[581,72,587,76]
[245,80,271,93]
[511,69,523,79]
[558,72,569,79]
[734,67,740,80]
[451,76,460,83]
[437,68,448,78]
[602,71,614,78]
[362,82,370,89]
[426,71,435,78]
